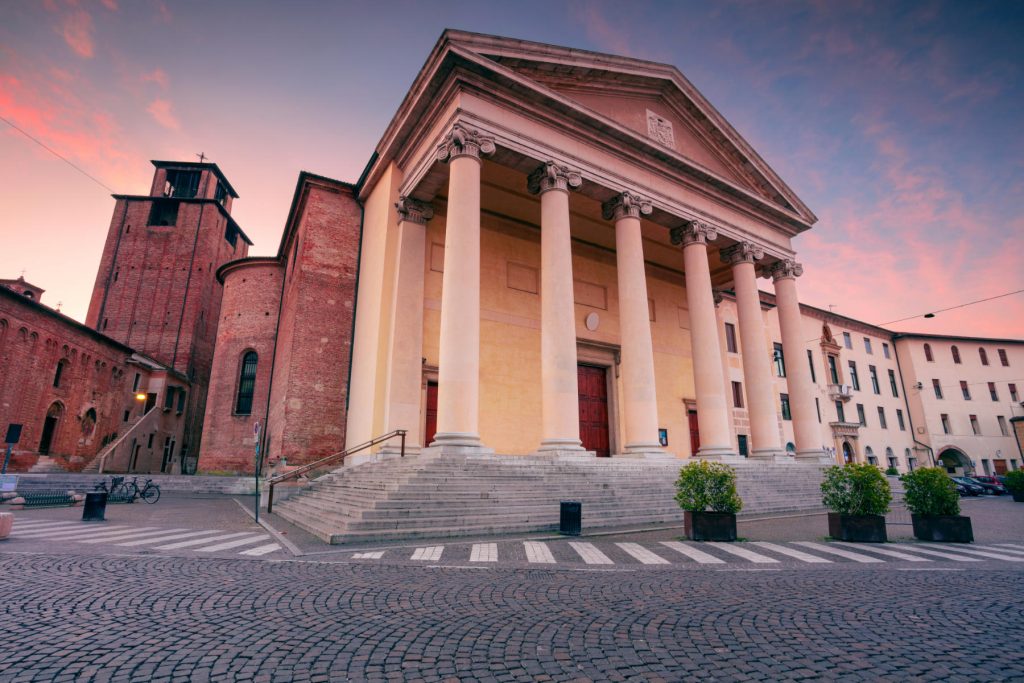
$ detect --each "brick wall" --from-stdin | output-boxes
[198,260,283,473]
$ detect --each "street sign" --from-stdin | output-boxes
[0,474,17,492]
[5,424,22,445]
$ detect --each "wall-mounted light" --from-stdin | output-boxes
[135,392,147,402]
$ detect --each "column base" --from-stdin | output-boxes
[750,447,786,461]
[795,448,832,464]
[696,445,743,461]
[347,445,418,467]
[421,432,494,457]
[378,444,421,458]
[613,449,677,461]
[536,438,585,453]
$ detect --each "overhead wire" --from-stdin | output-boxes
[0,114,115,193]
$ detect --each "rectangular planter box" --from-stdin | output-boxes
[911,515,973,543]
[1012,491,1024,503]
[827,513,887,543]
[684,511,736,542]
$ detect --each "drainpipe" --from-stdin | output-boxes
[894,340,935,468]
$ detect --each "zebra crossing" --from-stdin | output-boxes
[348,538,1024,568]
[7,519,283,557]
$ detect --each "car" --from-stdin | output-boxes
[951,477,985,496]
[954,482,972,497]
[969,475,1008,495]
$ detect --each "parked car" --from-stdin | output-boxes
[951,477,985,496]
[954,482,972,497]
[969,475,1008,495]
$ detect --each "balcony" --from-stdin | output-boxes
[828,383,853,401]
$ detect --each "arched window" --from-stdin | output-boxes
[235,351,258,415]
[923,343,933,362]
[979,348,989,366]
[785,442,795,454]
[951,345,961,364]
[53,359,67,388]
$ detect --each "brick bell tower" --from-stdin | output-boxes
[86,160,252,460]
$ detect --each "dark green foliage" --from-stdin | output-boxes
[820,463,892,516]
[901,467,960,517]
[675,461,742,513]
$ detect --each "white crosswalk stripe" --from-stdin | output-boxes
[238,543,282,556]
[659,541,726,564]
[154,531,260,550]
[928,545,1024,562]
[752,542,832,563]
[11,520,75,530]
[195,534,271,552]
[833,543,931,562]
[352,551,385,559]
[985,544,1024,555]
[523,541,555,564]
[469,543,497,562]
[411,546,444,561]
[993,543,1024,551]
[569,542,613,565]
[116,529,225,547]
[16,525,140,540]
[616,543,669,565]
[80,528,188,544]
[873,544,982,562]
[706,543,779,564]
[792,542,884,563]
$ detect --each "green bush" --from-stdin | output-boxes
[900,467,960,517]
[1004,470,1024,494]
[675,461,742,513]
[884,466,899,476]
[820,463,892,516]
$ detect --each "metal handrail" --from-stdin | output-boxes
[94,408,159,474]
[266,429,406,513]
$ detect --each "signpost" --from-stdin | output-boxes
[253,421,261,523]
[3,423,22,475]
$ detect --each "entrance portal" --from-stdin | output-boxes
[38,402,62,455]
[938,448,971,475]
[842,441,854,464]
[424,381,438,447]
[577,365,610,457]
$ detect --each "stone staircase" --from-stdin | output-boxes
[272,454,828,545]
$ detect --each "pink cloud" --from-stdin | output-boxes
[60,9,94,58]
[141,68,169,89]
[146,98,180,130]
[101,0,118,9]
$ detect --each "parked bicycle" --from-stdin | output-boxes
[93,476,126,496]
[122,477,161,504]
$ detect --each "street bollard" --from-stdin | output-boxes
[82,491,108,522]
[560,501,582,536]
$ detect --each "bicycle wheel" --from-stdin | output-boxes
[141,485,160,504]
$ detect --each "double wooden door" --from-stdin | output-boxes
[577,364,610,457]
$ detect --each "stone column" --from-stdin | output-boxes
[771,259,824,461]
[380,197,432,456]
[671,221,736,459]
[429,124,495,452]
[529,162,586,454]
[602,192,665,458]
[722,242,784,460]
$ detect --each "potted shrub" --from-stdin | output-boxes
[901,467,973,543]
[820,463,891,542]
[675,461,742,541]
[1005,470,1024,503]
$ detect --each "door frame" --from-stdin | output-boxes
[576,340,621,457]
[421,364,438,449]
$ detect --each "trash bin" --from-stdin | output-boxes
[560,501,582,536]
[82,491,108,522]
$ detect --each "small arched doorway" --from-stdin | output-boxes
[939,448,971,475]
[38,402,63,455]
[842,441,854,464]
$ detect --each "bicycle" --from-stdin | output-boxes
[122,477,161,504]
[93,476,126,497]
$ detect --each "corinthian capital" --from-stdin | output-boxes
[395,196,434,225]
[436,123,496,163]
[669,220,718,247]
[601,192,653,221]
[769,258,804,281]
[720,241,765,266]
[527,161,582,195]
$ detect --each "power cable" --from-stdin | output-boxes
[0,114,115,193]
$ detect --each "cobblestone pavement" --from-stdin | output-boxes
[1,551,1022,682]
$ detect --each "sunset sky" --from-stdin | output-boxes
[1,0,1022,338]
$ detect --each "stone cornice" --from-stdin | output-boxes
[720,241,764,266]
[436,123,495,162]
[395,196,434,225]
[601,192,652,221]
[527,161,582,195]
[769,259,804,282]
[669,220,718,247]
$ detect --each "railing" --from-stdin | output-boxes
[93,408,160,474]
[266,429,406,513]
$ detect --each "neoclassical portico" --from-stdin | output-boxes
[351,31,827,463]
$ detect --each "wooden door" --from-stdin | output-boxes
[688,410,700,456]
[994,459,1008,475]
[424,382,438,447]
[577,365,610,457]
[38,416,57,455]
